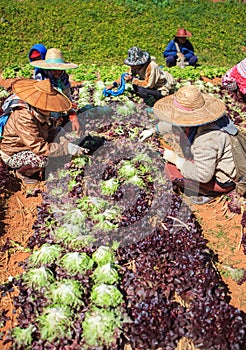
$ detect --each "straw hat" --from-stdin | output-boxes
[124,47,150,66]
[175,28,192,38]
[153,85,226,127]
[30,48,78,70]
[12,79,72,112]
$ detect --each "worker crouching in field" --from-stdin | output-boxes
[222,58,246,103]
[140,85,238,204]
[0,79,85,185]
[106,46,176,106]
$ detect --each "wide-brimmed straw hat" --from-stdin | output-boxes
[124,47,150,66]
[175,28,192,38]
[153,85,226,127]
[237,58,246,79]
[12,79,72,112]
[30,48,78,70]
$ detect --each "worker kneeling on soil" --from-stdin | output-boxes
[0,79,85,185]
[140,85,239,204]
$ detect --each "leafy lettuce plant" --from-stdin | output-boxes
[90,284,123,307]
[37,305,73,342]
[82,307,122,348]
[28,244,62,267]
[22,266,55,290]
[92,206,122,223]
[118,160,137,179]
[11,324,36,348]
[53,224,82,244]
[92,263,120,285]
[62,208,87,227]
[46,279,84,308]
[92,246,116,266]
[58,252,94,276]
[126,174,145,188]
[100,178,120,196]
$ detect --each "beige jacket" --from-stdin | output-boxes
[0,108,69,161]
[157,121,236,184]
[131,59,176,96]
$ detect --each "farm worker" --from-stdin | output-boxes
[106,47,176,106]
[28,43,47,78]
[163,28,198,68]
[139,85,237,204]
[30,48,81,135]
[222,58,246,103]
[0,79,85,185]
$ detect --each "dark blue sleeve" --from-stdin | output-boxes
[163,40,177,58]
[180,40,195,60]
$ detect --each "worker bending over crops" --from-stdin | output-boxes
[222,58,246,103]
[0,79,85,185]
[106,46,176,106]
[30,48,81,134]
[163,28,198,68]
[140,85,238,204]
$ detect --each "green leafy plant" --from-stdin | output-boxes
[38,306,73,342]
[92,246,116,266]
[90,284,124,308]
[82,307,122,348]
[47,279,84,308]
[11,324,36,348]
[58,252,94,275]
[100,178,120,196]
[28,244,62,267]
[22,266,55,290]
[92,263,120,285]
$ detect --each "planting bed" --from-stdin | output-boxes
[0,77,246,349]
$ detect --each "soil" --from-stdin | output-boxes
[0,77,246,349]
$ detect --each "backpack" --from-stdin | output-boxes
[229,130,246,196]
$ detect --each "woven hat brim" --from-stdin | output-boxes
[153,93,226,127]
[30,60,78,70]
[124,52,150,66]
[12,79,72,112]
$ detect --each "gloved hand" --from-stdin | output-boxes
[139,128,155,142]
[69,111,81,136]
[163,148,185,169]
[67,142,88,156]
[226,81,237,92]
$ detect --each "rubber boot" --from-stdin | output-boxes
[16,166,40,185]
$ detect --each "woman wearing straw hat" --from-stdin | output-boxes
[140,85,237,203]
[106,47,176,106]
[163,28,198,68]
[30,48,81,135]
[0,79,85,185]
[222,58,246,103]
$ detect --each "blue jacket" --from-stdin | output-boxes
[163,39,195,60]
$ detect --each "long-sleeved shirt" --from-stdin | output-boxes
[163,39,195,60]
[131,59,176,96]
[156,118,237,184]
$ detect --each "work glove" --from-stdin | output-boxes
[226,81,237,92]
[163,148,185,170]
[67,142,88,156]
[69,111,81,136]
[139,128,155,142]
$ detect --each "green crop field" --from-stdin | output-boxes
[0,0,245,75]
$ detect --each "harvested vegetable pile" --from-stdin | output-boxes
[0,78,246,349]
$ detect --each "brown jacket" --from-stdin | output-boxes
[0,108,69,159]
